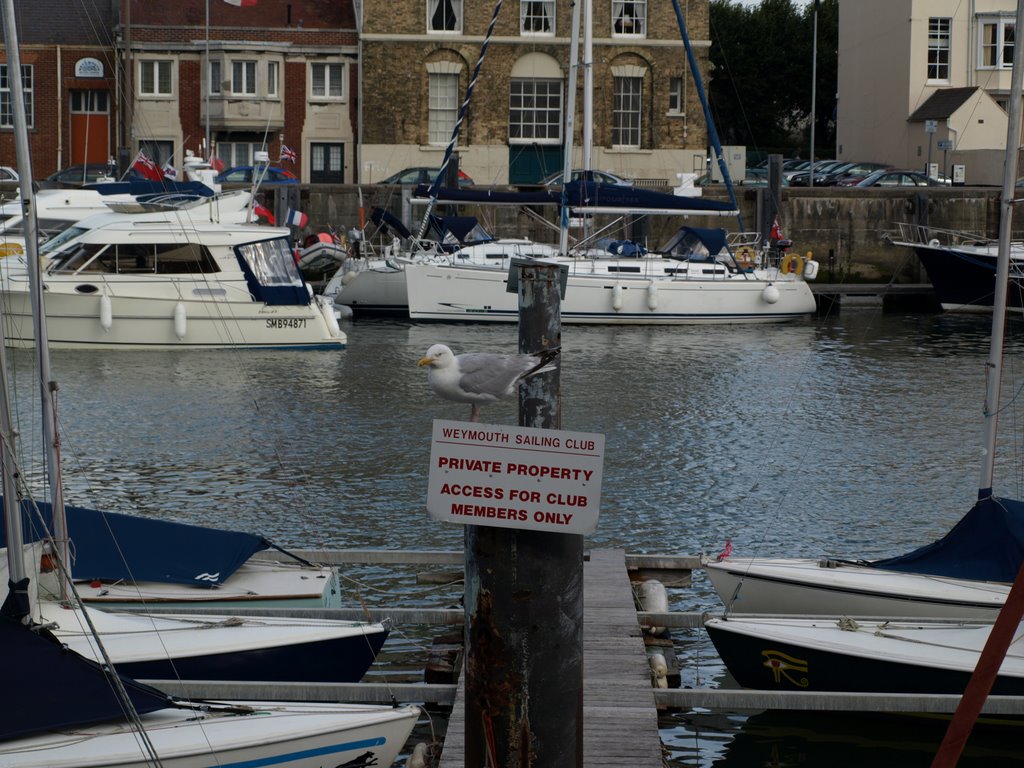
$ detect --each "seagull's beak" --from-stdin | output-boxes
[418,356,434,367]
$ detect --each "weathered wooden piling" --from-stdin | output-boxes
[462,262,582,767]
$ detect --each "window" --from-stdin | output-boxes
[612,76,642,147]
[0,65,33,128]
[928,17,951,81]
[668,77,682,114]
[267,61,279,97]
[428,0,462,32]
[429,73,459,145]
[509,78,562,143]
[218,141,262,167]
[310,142,345,183]
[139,60,173,96]
[980,17,1015,69]
[311,63,344,99]
[521,1,554,35]
[70,90,108,114]
[612,0,646,37]
[209,60,222,95]
[232,60,257,95]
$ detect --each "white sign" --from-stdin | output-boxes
[427,419,605,535]
[74,57,104,78]
[924,119,938,133]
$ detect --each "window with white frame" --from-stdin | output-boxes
[428,72,459,145]
[428,0,462,32]
[668,76,683,114]
[218,141,261,167]
[928,17,951,81]
[980,16,1015,69]
[613,0,646,37]
[0,64,32,128]
[209,60,222,95]
[612,75,642,147]
[232,60,257,95]
[267,61,279,97]
[509,78,562,143]
[139,60,173,96]
[311,62,344,99]
[521,1,554,35]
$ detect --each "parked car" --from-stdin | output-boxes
[830,162,893,186]
[379,167,474,186]
[853,169,947,187]
[215,166,298,185]
[0,166,18,183]
[788,160,846,186]
[44,163,119,186]
[539,169,633,187]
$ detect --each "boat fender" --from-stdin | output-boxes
[928,238,940,247]
[334,302,354,321]
[761,283,780,304]
[406,742,429,768]
[802,256,820,281]
[318,296,343,337]
[173,301,187,339]
[340,270,360,286]
[637,579,668,635]
[646,283,658,310]
[611,284,623,311]
[99,293,112,331]
[781,254,804,275]
[649,652,669,689]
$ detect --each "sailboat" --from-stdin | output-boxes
[401,0,819,325]
[705,0,1024,694]
[0,3,417,764]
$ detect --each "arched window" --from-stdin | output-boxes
[508,54,563,145]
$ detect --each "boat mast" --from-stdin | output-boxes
[0,0,70,600]
[978,0,1024,498]
[557,0,583,256]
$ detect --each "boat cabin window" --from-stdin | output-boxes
[51,241,219,275]
[236,237,305,287]
[40,225,88,257]
[2,218,76,241]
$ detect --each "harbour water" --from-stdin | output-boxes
[13,308,1024,766]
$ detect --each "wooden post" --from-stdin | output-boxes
[463,262,582,767]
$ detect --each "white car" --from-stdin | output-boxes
[0,166,19,182]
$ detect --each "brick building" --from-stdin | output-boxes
[359,0,712,186]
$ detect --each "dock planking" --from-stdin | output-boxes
[438,548,664,767]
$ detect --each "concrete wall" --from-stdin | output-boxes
[293,184,1006,285]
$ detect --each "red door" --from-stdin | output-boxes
[69,90,110,164]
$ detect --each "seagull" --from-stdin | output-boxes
[418,343,560,422]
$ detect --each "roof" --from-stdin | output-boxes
[908,87,980,121]
[14,0,117,46]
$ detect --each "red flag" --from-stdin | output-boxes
[715,538,733,562]
[769,216,783,242]
[253,203,275,225]
[210,155,226,173]
[223,0,257,6]
[132,151,164,181]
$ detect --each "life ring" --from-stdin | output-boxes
[735,245,756,269]
[781,254,805,275]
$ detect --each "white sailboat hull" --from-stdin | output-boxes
[0,701,419,768]
[705,557,1009,619]
[405,261,817,324]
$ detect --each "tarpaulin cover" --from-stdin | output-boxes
[869,496,1024,582]
[0,585,172,742]
[562,180,737,214]
[2,501,268,587]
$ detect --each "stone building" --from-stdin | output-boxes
[358,0,713,186]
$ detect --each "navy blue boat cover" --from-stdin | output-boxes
[412,184,562,205]
[561,180,738,215]
[869,496,1024,582]
[369,206,413,239]
[659,227,730,261]
[84,179,215,199]
[1,501,269,587]
[1,580,172,742]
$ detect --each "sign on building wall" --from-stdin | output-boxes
[74,58,104,78]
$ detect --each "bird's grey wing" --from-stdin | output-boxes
[456,353,536,397]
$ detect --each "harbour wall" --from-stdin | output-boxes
[288,185,1008,283]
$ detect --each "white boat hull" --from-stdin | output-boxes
[0,701,418,768]
[405,262,817,324]
[0,283,344,349]
[705,557,1009,619]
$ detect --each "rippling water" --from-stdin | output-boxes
[10,308,1024,766]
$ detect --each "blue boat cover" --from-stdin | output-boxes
[2,501,269,587]
[869,496,1024,583]
[659,227,730,262]
[562,180,738,215]
[84,179,215,199]
[0,582,172,742]
[370,206,412,239]
[413,184,562,205]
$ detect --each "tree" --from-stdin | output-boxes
[707,0,837,159]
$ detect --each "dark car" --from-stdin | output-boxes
[539,169,633,187]
[854,169,945,187]
[45,163,120,186]
[830,162,893,186]
[788,160,847,186]
[379,167,473,186]
[215,166,298,185]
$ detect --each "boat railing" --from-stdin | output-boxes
[891,221,993,247]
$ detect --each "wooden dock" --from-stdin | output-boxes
[437,549,663,767]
